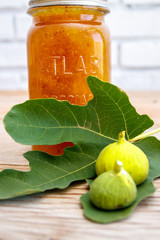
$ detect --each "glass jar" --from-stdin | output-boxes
[27,0,111,155]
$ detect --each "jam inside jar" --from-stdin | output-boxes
[27,1,111,155]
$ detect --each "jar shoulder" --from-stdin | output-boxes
[27,22,110,45]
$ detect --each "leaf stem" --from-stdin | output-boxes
[130,127,160,143]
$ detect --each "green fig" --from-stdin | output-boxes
[96,131,149,185]
[90,161,137,210]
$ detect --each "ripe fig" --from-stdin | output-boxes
[90,161,137,210]
[96,131,149,185]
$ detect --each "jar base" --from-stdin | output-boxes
[32,142,74,156]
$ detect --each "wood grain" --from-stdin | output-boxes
[0,91,160,240]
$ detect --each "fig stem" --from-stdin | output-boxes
[118,131,126,143]
[114,160,123,173]
[130,127,160,143]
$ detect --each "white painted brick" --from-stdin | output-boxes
[0,70,28,90]
[107,8,160,38]
[108,0,119,7]
[123,0,160,5]
[109,0,118,3]
[19,70,28,90]
[15,14,32,40]
[0,43,27,68]
[0,14,14,40]
[0,71,20,90]
[111,41,119,67]
[0,0,28,9]
[121,41,160,68]
[112,70,160,91]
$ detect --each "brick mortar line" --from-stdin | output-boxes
[0,67,27,71]
[1,67,160,72]
[0,68,27,72]
[119,66,160,71]
[1,5,160,12]
[0,9,28,13]
[12,14,18,40]
[123,4,160,7]
[110,37,160,41]
[0,40,27,43]
[115,4,160,9]
[111,68,160,72]
[1,38,160,43]
[110,38,160,42]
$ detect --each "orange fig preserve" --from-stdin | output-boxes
[27,0,111,155]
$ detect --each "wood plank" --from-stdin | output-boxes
[0,91,28,119]
[0,91,160,240]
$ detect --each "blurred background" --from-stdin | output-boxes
[0,0,160,91]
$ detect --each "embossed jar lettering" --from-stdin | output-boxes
[50,55,100,76]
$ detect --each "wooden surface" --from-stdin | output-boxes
[0,91,160,240]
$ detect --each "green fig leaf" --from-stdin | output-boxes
[80,137,160,223]
[135,137,160,181]
[0,144,98,200]
[80,179,155,224]
[0,137,159,203]
[1,76,160,224]
[3,76,153,146]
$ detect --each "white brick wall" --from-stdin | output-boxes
[15,14,31,40]
[0,0,27,9]
[107,8,160,38]
[0,0,160,90]
[0,14,14,40]
[0,43,27,67]
[123,0,160,5]
[121,42,160,68]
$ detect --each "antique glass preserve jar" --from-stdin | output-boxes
[27,0,111,155]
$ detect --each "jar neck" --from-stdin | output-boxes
[28,6,108,24]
